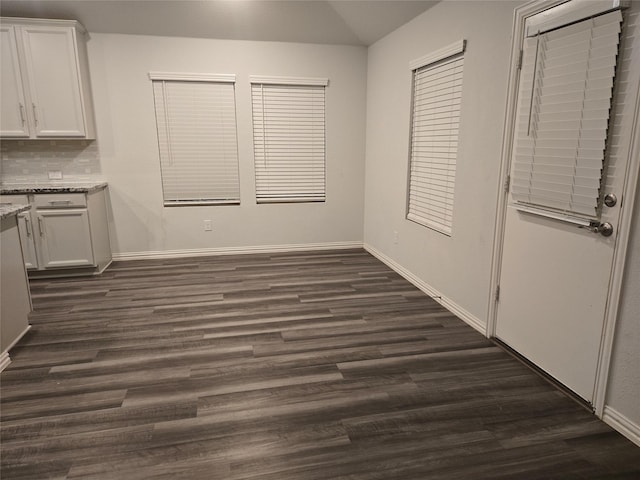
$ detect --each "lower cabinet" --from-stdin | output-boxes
[15,211,38,269]
[37,208,94,268]
[0,188,112,276]
[1,214,32,365]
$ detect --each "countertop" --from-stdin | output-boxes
[0,182,108,195]
[0,204,31,220]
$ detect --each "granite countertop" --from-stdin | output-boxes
[0,204,31,220]
[0,182,108,194]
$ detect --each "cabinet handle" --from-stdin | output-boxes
[32,103,38,126]
[24,216,32,237]
[38,217,45,236]
[48,200,72,205]
[19,103,26,125]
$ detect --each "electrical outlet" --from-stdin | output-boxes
[48,170,63,180]
[393,231,399,244]
[204,220,212,231]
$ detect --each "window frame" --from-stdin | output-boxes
[249,75,329,204]
[406,40,466,236]
[149,72,241,207]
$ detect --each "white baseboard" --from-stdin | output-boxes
[0,324,31,372]
[603,406,640,447]
[364,243,487,336]
[112,241,364,261]
[0,352,10,372]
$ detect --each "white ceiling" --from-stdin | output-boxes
[0,0,439,46]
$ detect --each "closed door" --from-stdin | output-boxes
[495,5,639,403]
[37,209,95,268]
[0,25,29,137]
[19,25,86,137]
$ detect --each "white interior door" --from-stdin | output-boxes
[496,4,640,404]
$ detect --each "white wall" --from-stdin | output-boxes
[607,181,640,430]
[603,2,640,434]
[363,0,521,324]
[364,0,639,438]
[86,34,367,255]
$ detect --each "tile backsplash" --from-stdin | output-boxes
[0,140,102,184]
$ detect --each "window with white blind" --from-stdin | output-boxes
[150,73,240,206]
[510,9,622,222]
[407,40,465,236]
[250,76,327,203]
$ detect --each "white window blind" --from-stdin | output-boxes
[151,76,240,206]
[250,77,327,203]
[407,41,465,236]
[511,10,622,220]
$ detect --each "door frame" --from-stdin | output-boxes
[487,0,640,416]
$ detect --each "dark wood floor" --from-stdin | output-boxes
[1,249,639,479]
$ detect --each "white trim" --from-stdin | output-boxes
[249,75,329,86]
[3,324,31,351]
[148,72,236,83]
[164,200,241,207]
[257,198,325,204]
[27,260,113,279]
[593,73,640,416]
[603,406,640,447]
[512,204,592,227]
[1,16,87,34]
[525,0,622,37]
[0,324,31,372]
[364,244,486,335]
[489,0,640,419]
[489,1,568,340]
[112,241,363,261]
[0,352,10,373]
[409,39,466,71]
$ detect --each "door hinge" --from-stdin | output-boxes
[517,49,523,70]
[495,285,501,302]
[504,174,511,193]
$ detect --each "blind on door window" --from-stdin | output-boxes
[407,42,465,236]
[152,77,240,206]
[250,78,327,203]
[511,10,622,220]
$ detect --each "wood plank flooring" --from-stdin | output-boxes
[1,249,639,479]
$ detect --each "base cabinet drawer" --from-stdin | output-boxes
[33,193,87,209]
[0,194,29,205]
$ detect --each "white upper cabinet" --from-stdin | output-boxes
[0,18,96,139]
[1,26,29,137]
[21,25,87,137]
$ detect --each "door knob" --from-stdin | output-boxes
[580,221,614,237]
[604,193,617,207]
[598,222,614,237]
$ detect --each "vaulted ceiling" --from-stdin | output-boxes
[0,0,439,46]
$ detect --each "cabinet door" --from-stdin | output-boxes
[19,25,86,137]
[0,26,30,137]
[37,209,95,268]
[16,212,39,270]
